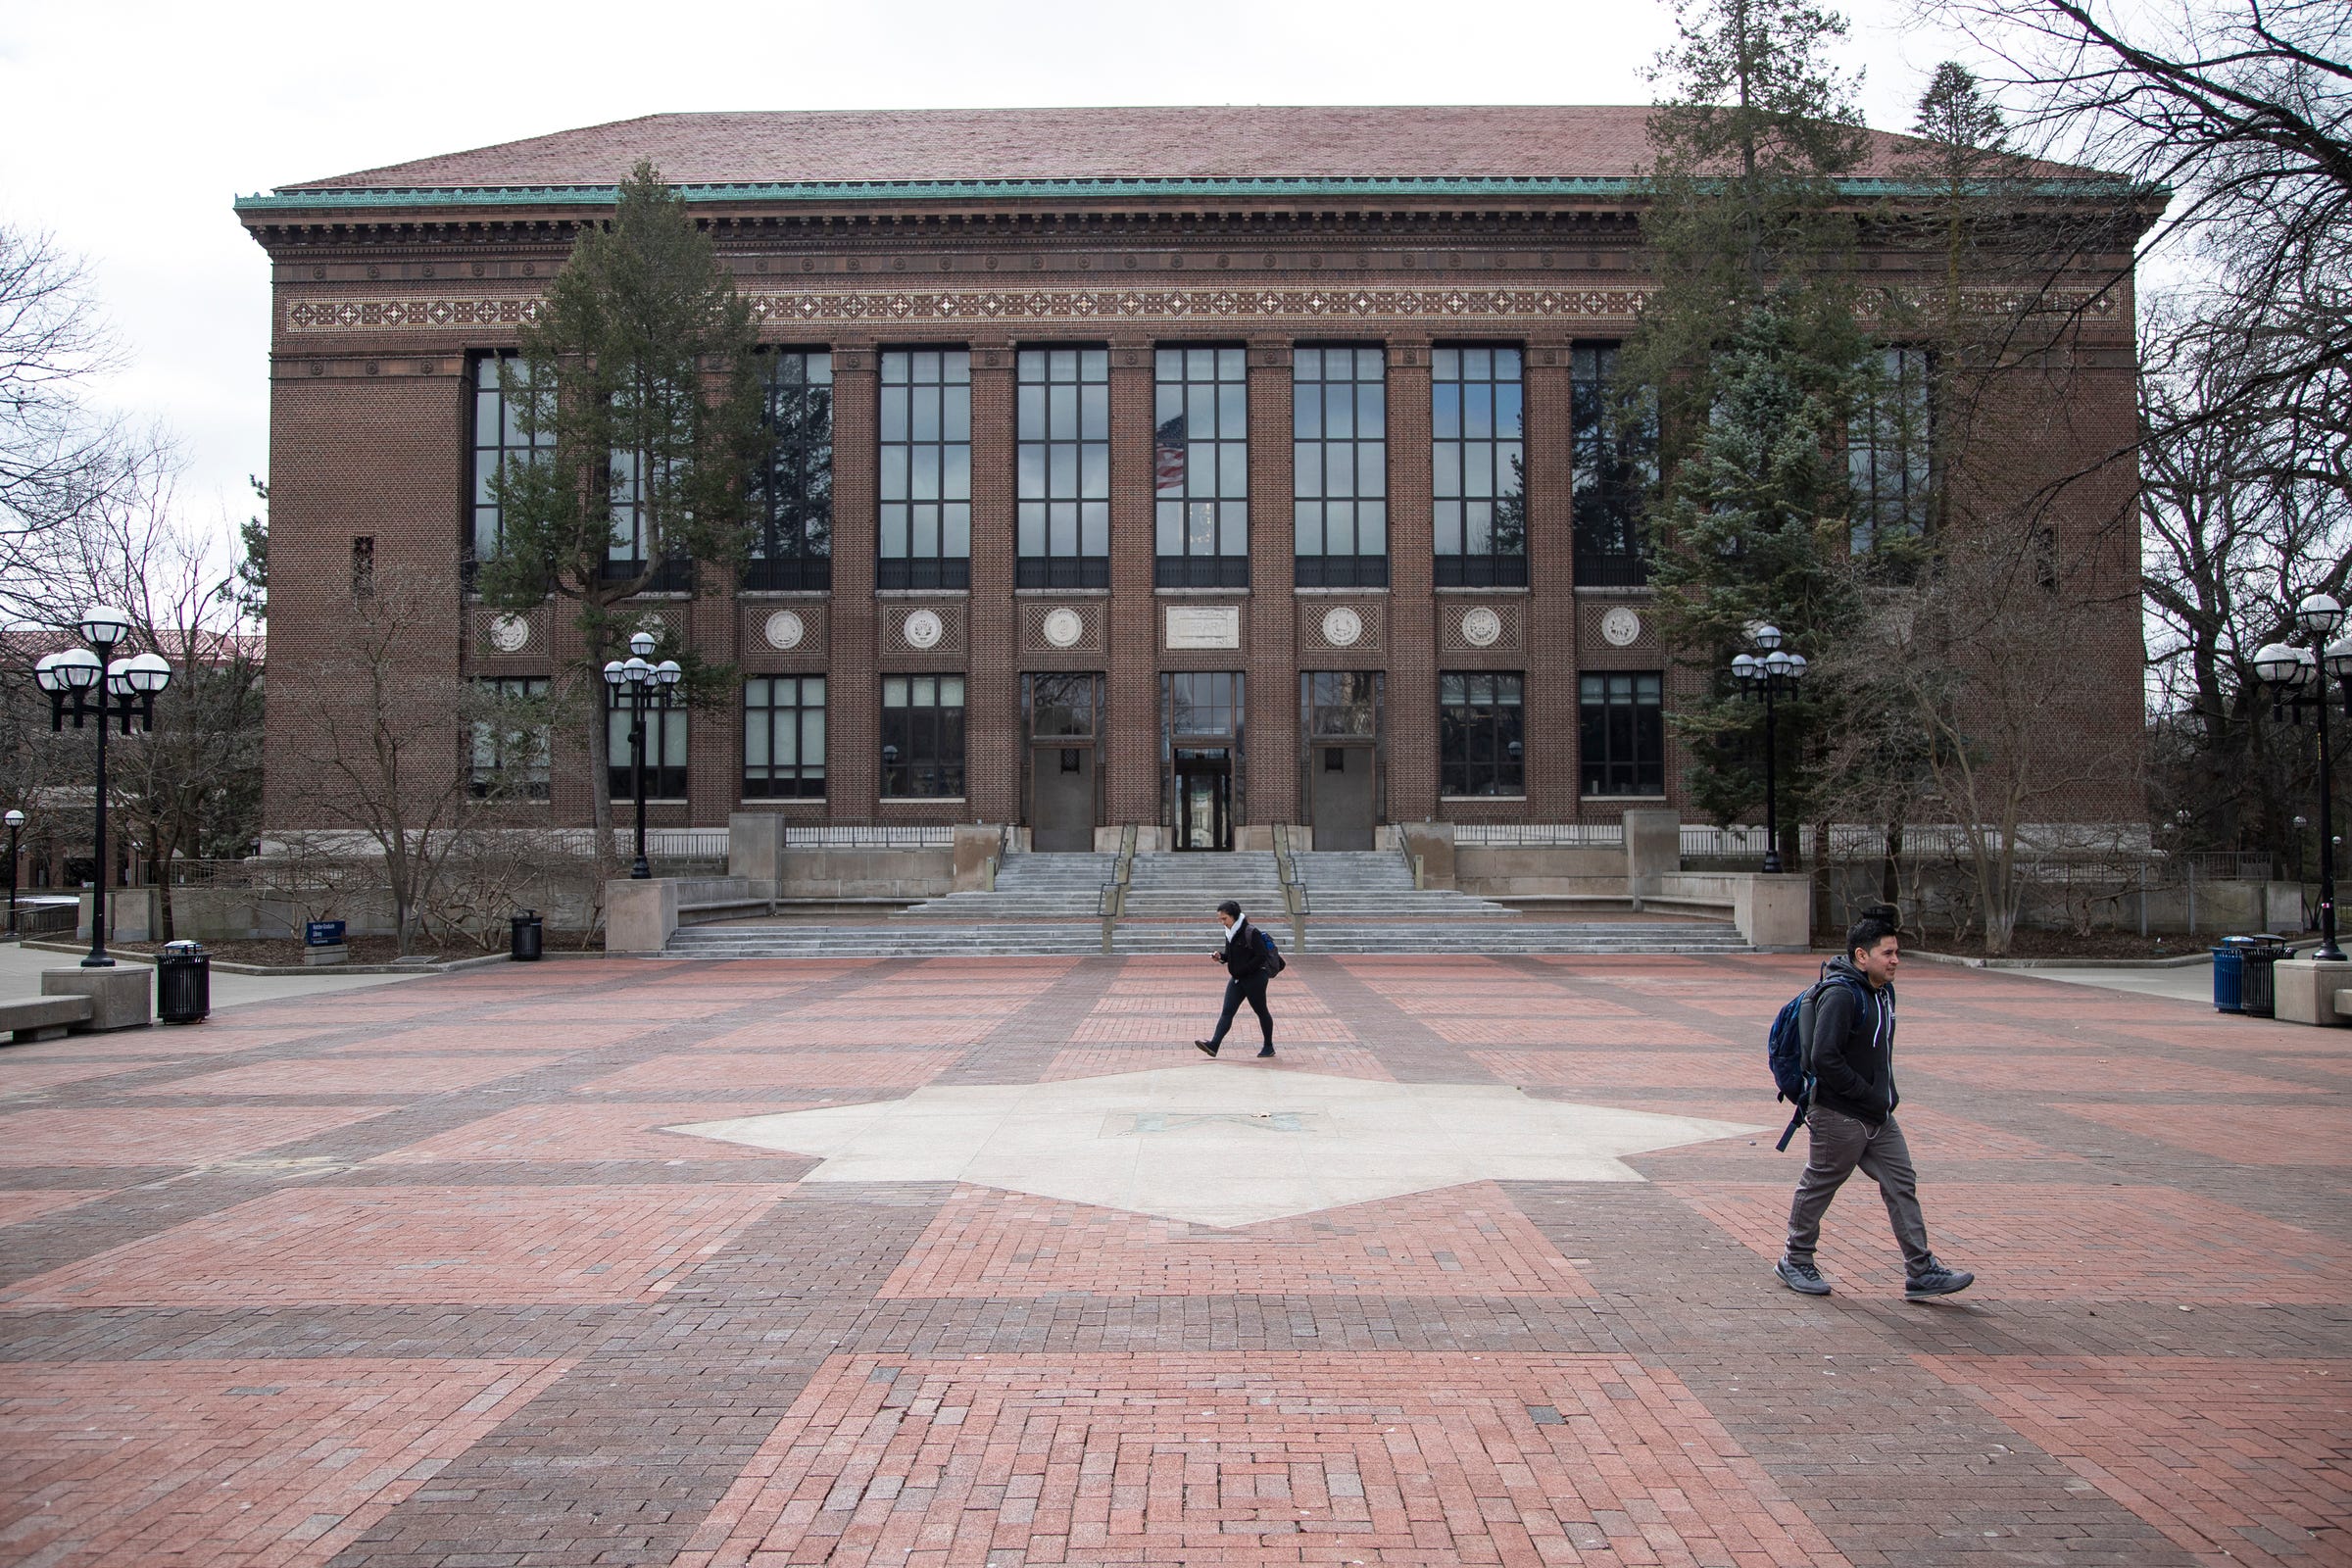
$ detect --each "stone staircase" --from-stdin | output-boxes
[896,852,1115,922]
[658,846,1750,957]
[1291,850,1520,920]
[1118,852,1286,922]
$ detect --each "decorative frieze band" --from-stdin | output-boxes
[283,280,2121,336]
[285,285,1653,334]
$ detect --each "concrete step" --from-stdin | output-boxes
[660,919,1750,958]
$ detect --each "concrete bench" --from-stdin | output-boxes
[0,995,95,1043]
[2335,990,2352,1020]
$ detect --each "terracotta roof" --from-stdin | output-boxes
[281,106,2042,191]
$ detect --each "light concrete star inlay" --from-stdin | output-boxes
[671,1066,1762,1228]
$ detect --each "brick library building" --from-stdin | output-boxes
[237,108,2146,853]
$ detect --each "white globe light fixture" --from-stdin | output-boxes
[77,605,131,648]
[654,660,683,689]
[2252,643,2304,687]
[2296,592,2345,637]
[1752,623,1784,652]
[122,652,172,696]
[628,628,659,660]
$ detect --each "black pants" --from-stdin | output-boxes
[1207,972,1274,1049]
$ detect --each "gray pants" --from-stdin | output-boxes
[1785,1104,1934,1273]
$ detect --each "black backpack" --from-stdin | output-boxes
[1256,925,1287,978]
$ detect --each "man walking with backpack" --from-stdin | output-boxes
[1778,911,1974,1301]
[1195,899,1279,1058]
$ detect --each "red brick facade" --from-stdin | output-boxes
[237,108,2150,845]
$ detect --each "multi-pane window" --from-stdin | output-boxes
[1850,346,1934,552]
[1440,673,1525,797]
[1169,671,1240,737]
[1579,672,1665,797]
[468,677,551,802]
[1154,347,1250,587]
[607,688,688,802]
[879,350,972,589]
[468,353,554,565]
[1017,348,1110,588]
[881,675,966,798]
[1294,347,1388,587]
[1433,347,1527,587]
[747,351,833,591]
[1571,343,1657,586]
[606,446,699,592]
[744,675,825,800]
[1306,671,1377,737]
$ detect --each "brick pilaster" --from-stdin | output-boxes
[1106,339,1159,829]
[1385,337,1437,822]
[1246,338,1297,826]
[966,341,1018,824]
[1525,342,1579,821]
[828,342,880,820]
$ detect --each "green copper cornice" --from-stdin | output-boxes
[234,173,2149,216]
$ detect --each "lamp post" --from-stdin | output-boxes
[2253,592,2352,962]
[4,808,24,941]
[1731,624,1807,874]
[602,629,681,881]
[31,608,172,967]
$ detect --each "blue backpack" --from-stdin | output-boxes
[1766,967,1863,1151]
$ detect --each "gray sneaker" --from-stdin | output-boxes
[1776,1256,1832,1296]
[1904,1258,1976,1301]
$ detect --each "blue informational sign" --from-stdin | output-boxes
[305,920,347,947]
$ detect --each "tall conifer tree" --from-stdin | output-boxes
[477,163,762,854]
[1626,0,1875,861]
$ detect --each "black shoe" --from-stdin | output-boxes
[1775,1257,1832,1296]
[1904,1258,1975,1300]
[1256,1046,1276,1057]
[1194,1040,1219,1057]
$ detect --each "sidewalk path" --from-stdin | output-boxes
[1,953,2343,1566]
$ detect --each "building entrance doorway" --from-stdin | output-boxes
[1024,672,1102,853]
[1303,671,1382,852]
[1175,751,1231,851]
[1310,745,1376,850]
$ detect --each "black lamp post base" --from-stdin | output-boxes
[630,860,652,880]
[80,955,115,968]
[1762,853,1785,874]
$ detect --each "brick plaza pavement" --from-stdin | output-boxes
[1,953,2345,1567]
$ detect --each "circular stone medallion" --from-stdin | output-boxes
[903,609,945,650]
[1321,607,1364,648]
[486,612,530,653]
[1041,607,1085,649]
[1460,607,1503,648]
[762,610,807,652]
[1600,607,1643,648]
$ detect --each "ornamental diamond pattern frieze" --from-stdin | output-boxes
[287,284,2119,335]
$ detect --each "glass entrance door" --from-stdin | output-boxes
[1174,750,1230,851]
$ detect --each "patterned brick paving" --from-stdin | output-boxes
[0,952,2342,1566]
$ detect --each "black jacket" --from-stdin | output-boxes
[1809,956,1898,1125]
[1217,918,1271,980]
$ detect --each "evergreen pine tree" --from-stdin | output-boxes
[1626,0,1875,862]
[478,163,762,855]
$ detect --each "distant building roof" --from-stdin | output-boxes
[271,106,2090,195]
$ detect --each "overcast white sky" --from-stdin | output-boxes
[3,0,1986,552]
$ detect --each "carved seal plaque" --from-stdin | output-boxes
[1042,607,1085,649]
[1600,607,1642,648]
[486,613,530,653]
[903,609,945,650]
[1321,607,1364,648]
[1461,607,1503,648]
[762,610,807,652]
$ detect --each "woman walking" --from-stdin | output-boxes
[1195,899,1278,1058]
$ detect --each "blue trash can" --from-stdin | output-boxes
[2213,937,2252,1012]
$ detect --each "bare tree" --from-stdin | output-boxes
[0,226,177,628]
[1821,528,2141,955]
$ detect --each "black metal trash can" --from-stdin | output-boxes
[510,909,543,962]
[157,940,211,1024]
[2239,935,2288,1018]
